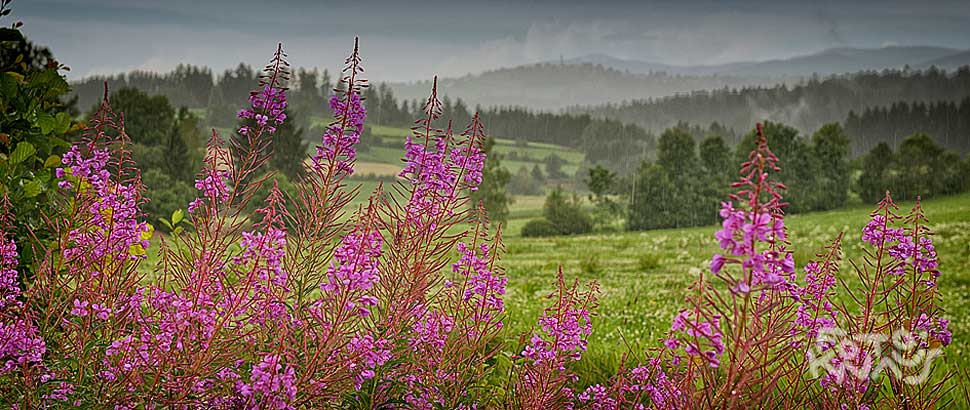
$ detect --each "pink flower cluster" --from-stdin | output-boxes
[313,93,367,174]
[576,359,682,409]
[521,299,593,368]
[449,130,486,190]
[401,134,456,215]
[0,319,46,375]
[345,333,392,390]
[400,96,487,222]
[235,227,289,291]
[321,226,382,317]
[0,236,20,309]
[453,242,506,329]
[913,313,951,347]
[0,219,46,380]
[238,85,287,136]
[58,142,151,263]
[238,354,297,410]
[711,201,794,293]
[188,169,230,213]
[792,260,839,343]
[664,309,725,368]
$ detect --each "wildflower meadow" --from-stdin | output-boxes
[1,35,966,409]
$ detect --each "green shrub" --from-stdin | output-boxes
[520,218,559,237]
[543,186,592,235]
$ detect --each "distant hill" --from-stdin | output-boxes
[387,46,969,111]
[918,50,970,71]
[387,63,785,111]
[571,66,970,156]
[567,46,966,78]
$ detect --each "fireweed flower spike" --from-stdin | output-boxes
[312,37,368,177]
[0,196,47,388]
[514,270,599,409]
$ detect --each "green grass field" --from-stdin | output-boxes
[499,192,970,389]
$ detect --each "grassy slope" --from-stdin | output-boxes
[501,192,970,388]
[352,125,585,178]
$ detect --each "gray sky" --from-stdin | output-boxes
[12,0,970,82]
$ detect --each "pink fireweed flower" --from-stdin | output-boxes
[234,227,288,290]
[0,319,47,375]
[665,309,725,368]
[400,133,457,217]
[237,85,287,136]
[238,354,297,410]
[188,169,230,213]
[449,113,488,191]
[453,242,506,330]
[409,308,454,357]
[313,93,367,174]
[311,38,367,176]
[91,303,112,320]
[345,333,392,390]
[577,384,615,409]
[819,343,873,396]
[712,201,793,294]
[861,214,905,248]
[321,225,382,317]
[70,299,89,317]
[321,228,384,293]
[913,312,952,347]
[0,237,20,310]
[0,205,48,377]
[792,259,839,346]
[522,291,594,368]
[58,142,152,264]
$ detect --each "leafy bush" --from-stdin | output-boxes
[543,186,592,235]
[856,133,969,203]
[0,11,78,278]
[521,218,560,237]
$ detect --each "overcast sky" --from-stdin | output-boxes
[12,0,970,82]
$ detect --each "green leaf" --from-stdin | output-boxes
[9,142,35,165]
[172,209,184,225]
[44,155,61,168]
[0,73,17,98]
[54,112,72,134]
[36,112,56,135]
[22,180,41,198]
[33,69,69,96]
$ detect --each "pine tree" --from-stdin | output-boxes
[164,116,192,183]
[811,123,851,210]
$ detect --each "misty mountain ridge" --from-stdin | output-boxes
[387,63,786,111]
[387,45,968,111]
[566,45,967,77]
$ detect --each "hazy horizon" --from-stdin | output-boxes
[12,0,970,83]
